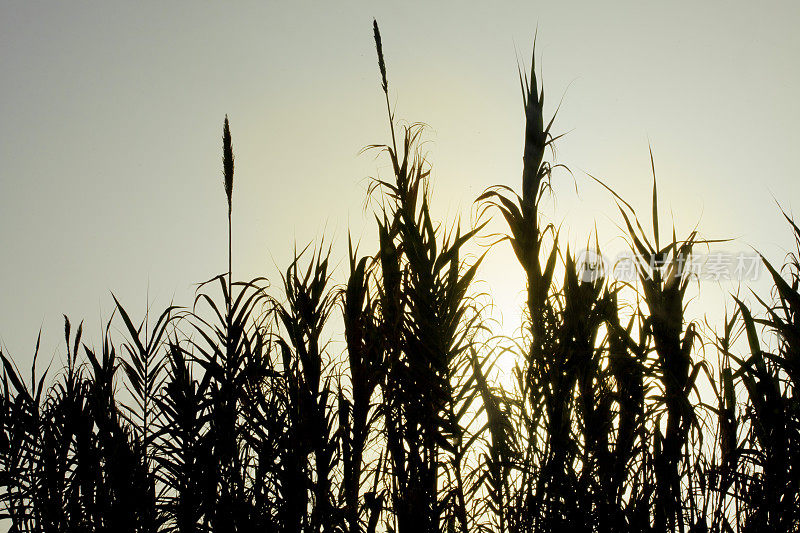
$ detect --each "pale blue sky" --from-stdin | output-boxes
[1,1,799,369]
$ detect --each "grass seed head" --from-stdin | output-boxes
[223,115,234,214]
[373,19,388,93]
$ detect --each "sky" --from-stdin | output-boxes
[1,1,800,374]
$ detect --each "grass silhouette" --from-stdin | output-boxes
[1,21,799,533]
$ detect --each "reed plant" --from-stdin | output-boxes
[368,21,484,532]
[1,20,800,533]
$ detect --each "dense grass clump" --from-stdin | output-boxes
[2,21,799,533]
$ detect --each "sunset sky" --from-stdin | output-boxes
[2,1,799,370]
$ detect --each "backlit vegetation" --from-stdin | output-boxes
[1,22,798,533]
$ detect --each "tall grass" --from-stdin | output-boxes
[1,21,799,533]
